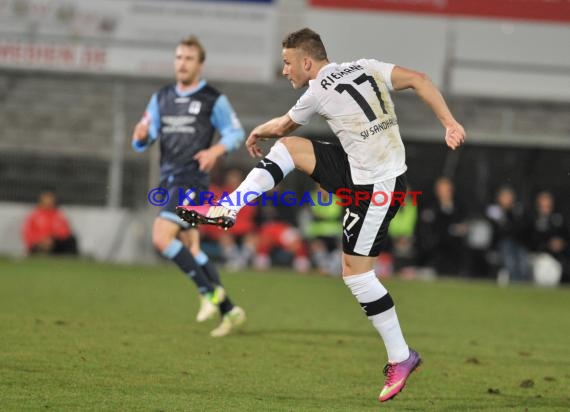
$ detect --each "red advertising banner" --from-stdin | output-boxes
[310,0,570,23]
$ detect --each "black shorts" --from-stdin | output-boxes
[157,176,208,229]
[310,140,406,257]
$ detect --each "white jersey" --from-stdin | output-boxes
[288,59,406,185]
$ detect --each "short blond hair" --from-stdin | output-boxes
[179,35,206,63]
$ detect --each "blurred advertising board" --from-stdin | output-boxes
[0,0,277,82]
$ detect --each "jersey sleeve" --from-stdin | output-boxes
[359,59,395,91]
[288,88,319,126]
[210,94,245,153]
[132,93,160,152]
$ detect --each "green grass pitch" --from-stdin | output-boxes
[1,258,569,411]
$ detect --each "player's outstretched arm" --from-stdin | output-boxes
[246,114,300,157]
[391,66,465,150]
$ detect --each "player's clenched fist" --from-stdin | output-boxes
[132,117,150,142]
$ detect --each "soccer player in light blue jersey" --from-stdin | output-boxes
[132,36,246,337]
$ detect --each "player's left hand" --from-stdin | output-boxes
[193,149,218,172]
[246,132,265,158]
[445,122,466,150]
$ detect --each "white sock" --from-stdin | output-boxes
[370,307,410,363]
[227,141,295,211]
[343,270,410,363]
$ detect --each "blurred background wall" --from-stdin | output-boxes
[0,0,568,263]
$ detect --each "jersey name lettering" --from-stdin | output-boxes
[320,64,364,90]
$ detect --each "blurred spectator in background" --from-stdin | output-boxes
[202,168,259,271]
[529,191,570,284]
[417,177,468,276]
[462,216,494,279]
[386,186,419,276]
[22,190,78,256]
[486,186,531,284]
[254,220,310,273]
[251,186,310,273]
[302,185,342,276]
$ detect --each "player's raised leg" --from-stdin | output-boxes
[177,137,315,226]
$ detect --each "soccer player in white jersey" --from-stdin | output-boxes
[177,28,465,402]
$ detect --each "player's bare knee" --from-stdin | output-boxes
[277,136,315,174]
[151,234,165,252]
[152,229,173,252]
[342,254,376,276]
[343,257,355,273]
[275,136,292,153]
[276,136,303,153]
[189,244,200,256]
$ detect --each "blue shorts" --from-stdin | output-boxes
[157,176,208,229]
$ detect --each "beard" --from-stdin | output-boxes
[176,71,195,85]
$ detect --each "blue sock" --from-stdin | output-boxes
[195,250,222,286]
[196,250,234,314]
[163,240,214,295]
